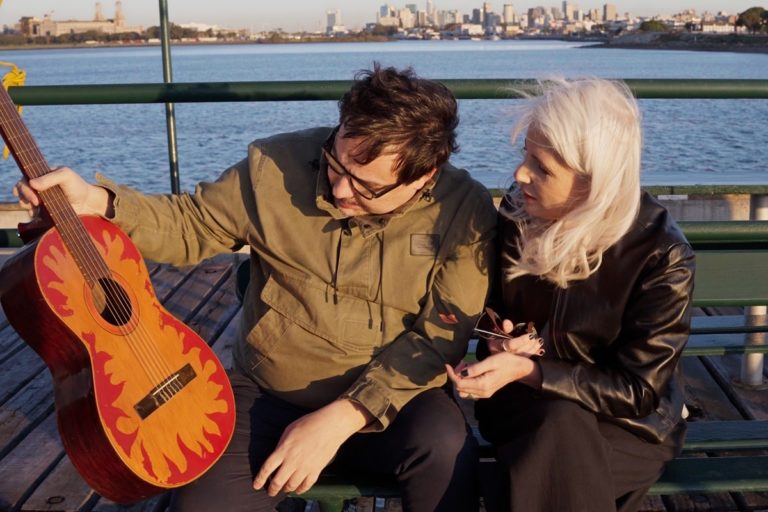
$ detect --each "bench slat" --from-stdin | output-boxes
[693,250,768,307]
[684,420,768,451]
[650,456,768,494]
[686,333,768,356]
[691,314,768,335]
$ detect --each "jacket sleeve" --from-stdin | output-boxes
[538,242,695,420]
[340,192,497,431]
[95,158,253,266]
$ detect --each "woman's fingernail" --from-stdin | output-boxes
[460,369,469,377]
[528,333,535,339]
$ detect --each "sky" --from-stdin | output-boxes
[0,1,758,33]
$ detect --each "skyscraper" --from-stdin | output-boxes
[326,9,341,33]
[503,4,515,24]
[562,1,576,21]
[603,3,616,21]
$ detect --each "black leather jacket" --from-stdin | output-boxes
[490,191,695,443]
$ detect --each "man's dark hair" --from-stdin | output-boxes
[338,63,459,184]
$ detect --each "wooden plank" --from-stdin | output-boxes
[212,309,242,371]
[383,497,402,511]
[0,324,24,364]
[90,494,169,512]
[0,370,53,459]
[0,344,46,406]
[702,355,768,421]
[679,358,744,421]
[148,262,195,304]
[0,413,64,510]
[185,261,240,345]
[637,495,666,512]
[161,255,234,324]
[20,457,96,512]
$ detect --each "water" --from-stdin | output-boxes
[0,40,767,201]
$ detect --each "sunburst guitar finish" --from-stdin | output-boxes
[0,87,235,503]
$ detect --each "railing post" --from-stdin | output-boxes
[740,194,768,388]
[158,0,181,194]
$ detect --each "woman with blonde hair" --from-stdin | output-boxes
[447,78,695,511]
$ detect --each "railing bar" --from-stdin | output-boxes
[158,0,180,195]
[7,79,768,106]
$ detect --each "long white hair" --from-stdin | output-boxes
[504,78,642,287]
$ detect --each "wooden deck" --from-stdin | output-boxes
[0,251,767,512]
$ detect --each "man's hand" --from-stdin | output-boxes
[12,166,113,217]
[253,399,372,496]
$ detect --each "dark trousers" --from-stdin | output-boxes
[476,384,684,512]
[171,372,479,512]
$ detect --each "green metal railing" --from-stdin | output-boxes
[7,79,768,105]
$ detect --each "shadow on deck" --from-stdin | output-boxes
[0,252,766,512]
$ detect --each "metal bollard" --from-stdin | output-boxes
[740,194,768,388]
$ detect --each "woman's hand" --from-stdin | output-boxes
[446,353,542,400]
[12,167,113,217]
[486,331,544,357]
[475,308,543,356]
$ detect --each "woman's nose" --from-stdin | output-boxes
[514,164,531,184]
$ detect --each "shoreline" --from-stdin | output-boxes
[587,32,768,55]
[0,33,766,55]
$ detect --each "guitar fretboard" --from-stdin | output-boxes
[0,87,111,285]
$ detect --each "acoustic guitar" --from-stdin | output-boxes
[0,86,235,503]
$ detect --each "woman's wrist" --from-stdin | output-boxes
[517,358,543,389]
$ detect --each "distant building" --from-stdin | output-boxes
[603,3,617,22]
[398,8,416,28]
[326,9,346,34]
[19,1,142,37]
[426,0,436,25]
[503,4,516,24]
[563,1,576,21]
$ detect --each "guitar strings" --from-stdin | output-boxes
[1,99,187,403]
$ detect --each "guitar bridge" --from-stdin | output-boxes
[134,363,197,419]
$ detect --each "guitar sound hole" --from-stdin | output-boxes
[94,277,133,327]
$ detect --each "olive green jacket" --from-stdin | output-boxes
[99,127,496,430]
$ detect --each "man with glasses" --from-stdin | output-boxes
[14,64,496,512]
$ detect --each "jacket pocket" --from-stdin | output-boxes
[260,272,382,354]
[244,306,293,369]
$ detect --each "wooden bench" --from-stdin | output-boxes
[0,220,766,511]
[279,222,768,511]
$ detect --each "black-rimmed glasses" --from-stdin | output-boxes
[322,129,402,201]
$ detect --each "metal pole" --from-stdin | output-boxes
[740,194,768,388]
[158,0,180,194]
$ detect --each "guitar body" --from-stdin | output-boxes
[0,216,235,503]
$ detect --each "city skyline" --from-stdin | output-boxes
[0,0,759,33]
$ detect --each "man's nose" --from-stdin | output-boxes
[331,172,355,198]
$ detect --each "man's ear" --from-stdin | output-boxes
[411,167,438,189]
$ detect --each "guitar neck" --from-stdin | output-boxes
[0,87,109,285]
